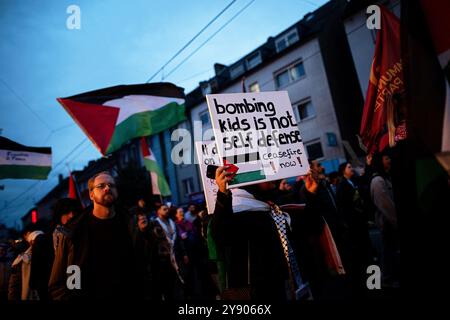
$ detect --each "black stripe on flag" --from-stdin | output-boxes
[62,82,185,105]
[224,152,260,164]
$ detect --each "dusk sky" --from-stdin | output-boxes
[0,0,328,227]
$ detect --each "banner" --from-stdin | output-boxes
[0,136,51,180]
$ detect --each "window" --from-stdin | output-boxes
[275,29,299,53]
[275,61,305,88]
[182,178,194,196]
[306,141,324,160]
[230,63,245,79]
[276,70,290,88]
[246,51,262,70]
[249,82,260,93]
[297,100,315,121]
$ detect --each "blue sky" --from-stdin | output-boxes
[0,0,328,227]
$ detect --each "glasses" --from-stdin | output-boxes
[92,182,116,191]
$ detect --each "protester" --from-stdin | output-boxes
[370,152,400,288]
[51,198,82,252]
[190,206,219,300]
[357,154,377,224]
[137,204,186,300]
[48,171,140,300]
[302,160,346,254]
[211,166,314,301]
[0,243,11,301]
[7,239,29,300]
[336,162,374,295]
[184,204,198,223]
[8,225,53,300]
[300,159,353,299]
[327,171,339,196]
[274,179,295,205]
[174,207,194,298]
[135,198,152,216]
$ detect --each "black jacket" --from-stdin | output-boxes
[30,233,54,300]
[48,207,140,300]
[211,190,327,301]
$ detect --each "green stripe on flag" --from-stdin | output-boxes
[0,165,51,180]
[229,170,266,186]
[106,102,186,154]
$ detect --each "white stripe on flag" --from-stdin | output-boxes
[103,95,185,125]
[150,171,161,195]
[0,150,51,166]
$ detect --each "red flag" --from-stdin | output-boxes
[68,172,77,199]
[360,6,407,154]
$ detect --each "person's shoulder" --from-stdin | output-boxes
[64,209,91,236]
[370,175,386,189]
[371,175,384,183]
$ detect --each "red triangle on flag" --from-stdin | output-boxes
[57,98,119,155]
[140,137,150,157]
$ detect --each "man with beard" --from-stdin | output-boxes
[48,171,139,300]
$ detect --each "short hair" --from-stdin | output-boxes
[328,171,339,181]
[155,203,169,214]
[88,171,113,191]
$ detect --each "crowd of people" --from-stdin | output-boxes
[0,150,400,301]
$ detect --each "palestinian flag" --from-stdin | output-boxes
[0,136,51,180]
[57,83,185,155]
[140,137,171,197]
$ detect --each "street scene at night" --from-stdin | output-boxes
[1,0,449,313]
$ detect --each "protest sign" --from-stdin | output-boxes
[195,140,220,213]
[206,91,309,188]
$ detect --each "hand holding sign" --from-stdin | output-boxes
[304,169,319,194]
[216,166,234,193]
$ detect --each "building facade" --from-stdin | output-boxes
[170,0,401,207]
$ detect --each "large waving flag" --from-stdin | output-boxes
[0,136,51,180]
[360,6,406,154]
[140,137,171,197]
[58,83,185,155]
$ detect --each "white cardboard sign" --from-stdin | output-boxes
[206,91,309,188]
[195,140,220,214]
